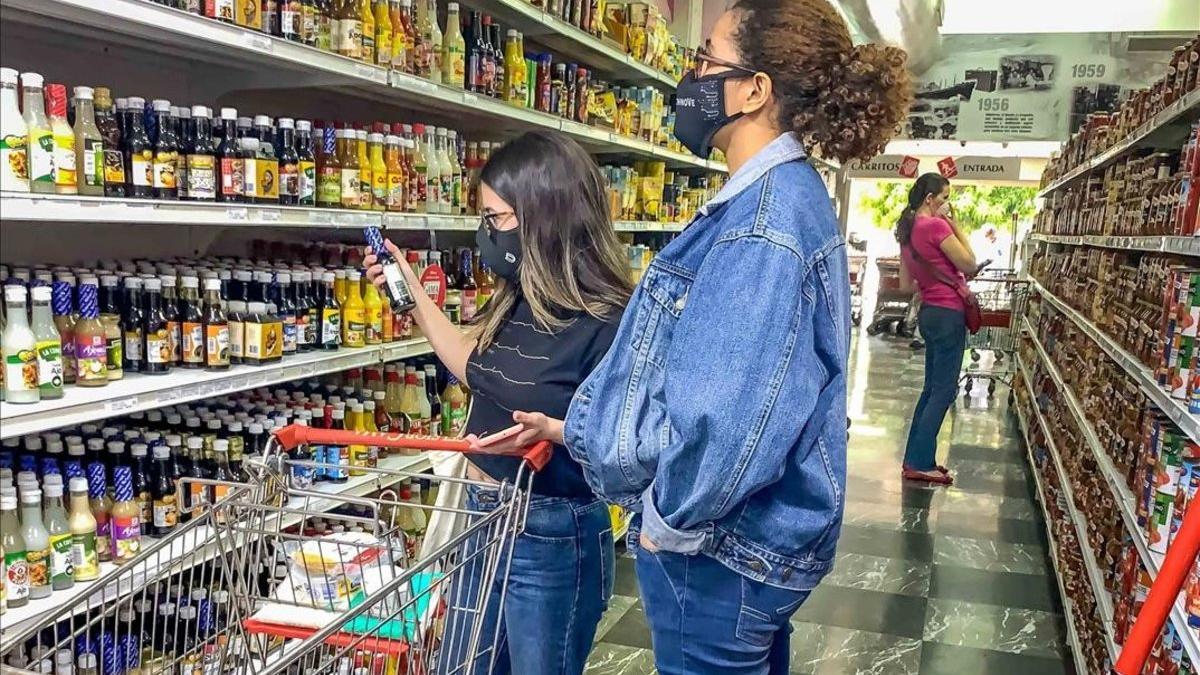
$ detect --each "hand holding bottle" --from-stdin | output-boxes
[363,237,419,294]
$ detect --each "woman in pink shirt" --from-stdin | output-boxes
[897,173,978,485]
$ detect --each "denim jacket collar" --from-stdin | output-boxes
[699,132,808,217]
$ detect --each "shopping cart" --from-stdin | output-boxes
[866,256,915,336]
[961,270,1030,396]
[848,253,868,327]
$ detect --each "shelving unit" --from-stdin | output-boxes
[1012,373,1091,675]
[1036,88,1200,199]
[1015,349,1119,665]
[1031,279,1200,443]
[0,339,435,440]
[1022,319,1200,665]
[1029,233,1200,258]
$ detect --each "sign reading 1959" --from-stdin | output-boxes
[1071,63,1108,79]
[977,97,1010,112]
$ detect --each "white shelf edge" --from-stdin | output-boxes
[0,339,434,440]
[1031,280,1200,444]
[1037,88,1200,198]
[1029,233,1200,258]
[1015,351,1120,664]
[1022,322,1200,664]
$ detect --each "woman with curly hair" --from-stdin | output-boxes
[479,0,912,671]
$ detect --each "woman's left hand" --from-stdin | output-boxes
[465,411,565,453]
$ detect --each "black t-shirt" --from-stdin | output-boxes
[465,295,618,498]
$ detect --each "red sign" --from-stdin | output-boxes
[419,264,447,308]
[899,155,920,178]
[937,157,959,178]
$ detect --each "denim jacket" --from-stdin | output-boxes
[563,133,849,592]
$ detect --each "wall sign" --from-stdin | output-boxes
[847,155,921,179]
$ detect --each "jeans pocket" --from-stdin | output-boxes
[735,576,809,648]
[598,527,614,611]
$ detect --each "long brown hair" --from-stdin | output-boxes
[472,131,633,350]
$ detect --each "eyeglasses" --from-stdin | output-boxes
[480,210,516,233]
[693,45,757,79]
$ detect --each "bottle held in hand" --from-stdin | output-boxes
[363,227,417,313]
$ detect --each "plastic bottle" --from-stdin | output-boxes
[0,67,28,192]
[363,280,384,346]
[20,487,52,599]
[355,128,372,210]
[368,132,388,211]
[3,286,39,404]
[1,494,28,608]
[67,477,99,582]
[42,480,73,591]
[72,86,104,196]
[111,466,141,564]
[341,270,366,348]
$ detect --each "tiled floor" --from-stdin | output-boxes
[585,335,1074,675]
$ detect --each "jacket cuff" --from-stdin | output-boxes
[641,483,708,554]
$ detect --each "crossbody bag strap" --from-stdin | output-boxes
[905,245,967,295]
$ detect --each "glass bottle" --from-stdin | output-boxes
[328,407,349,482]
[414,0,434,80]
[447,129,463,214]
[424,363,441,432]
[73,86,104,196]
[317,272,341,350]
[20,488,51,598]
[202,278,230,370]
[129,442,153,534]
[86,461,113,562]
[51,280,76,386]
[441,373,467,436]
[226,300,246,366]
[363,278,383,345]
[0,495,28,608]
[467,11,485,93]
[338,128,360,208]
[46,82,77,195]
[317,124,341,207]
[149,446,177,537]
[122,277,146,374]
[3,286,39,404]
[123,96,153,198]
[356,128,372,210]
[68,476,99,582]
[384,133,406,211]
[142,277,171,374]
[369,132,388,211]
[216,107,243,202]
[0,68,28,192]
[341,269,366,348]
[29,286,64,400]
[42,480,73,591]
[421,124,440,214]
[425,0,443,82]
[93,87,126,198]
[442,2,465,88]
[360,0,377,64]
[254,116,280,203]
[186,106,217,202]
[337,0,363,60]
[111,466,142,564]
[275,273,298,356]
[296,119,317,206]
[179,276,205,369]
[74,281,108,386]
[436,127,453,215]
[151,100,178,200]
[160,275,182,366]
[22,72,54,193]
[277,117,300,206]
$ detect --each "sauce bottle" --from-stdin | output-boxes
[42,480,74,591]
[384,133,405,211]
[254,116,280,203]
[243,302,267,365]
[447,129,463,213]
[175,105,192,200]
[123,96,153,199]
[355,128,372,209]
[73,86,104,196]
[227,300,246,365]
[296,119,317,206]
[362,228,418,314]
[142,277,171,374]
[374,0,392,66]
[295,271,316,351]
[216,108,243,203]
[263,298,284,364]
[368,131,388,211]
[93,87,126,198]
[160,275,182,366]
[504,29,526,106]
[179,276,204,369]
[337,0,363,60]
[275,272,298,356]
[74,280,109,387]
[441,373,467,436]
[202,278,230,370]
[442,2,465,88]
[282,0,303,41]
[363,275,383,345]
[29,285,64,400]
[338,128,360,208]
[361,0,377,64]
[51,281,76,386]
[2,286,38,404]
[150,446,177,537]
[187,105,217,202]
[19,487,51,599]
[110,466,141,564]
[317,123,341,207]
[122,277,146,374]
[0,495,28,609]
[240,137,260,201]
[277,117,300,206]
[129,443,153,531]
[150,100,178,200]
[0,68,28,193]
[67,477,99,581]
[317,272,342,350]
[341,269,367,348]
[21,72,54,194]
[436,127,453,214]
[424,0,443,82]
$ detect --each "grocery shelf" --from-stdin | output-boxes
[0,451,432,645]
[1015,350,1120,665]
[1012,390,1091,675]
[1037,88,1200,199]
[1031,280,1200,444]
[0,339,433,440]
[1029,233,1200,258]
[0,0,723,173]
[1022,321,1200,665]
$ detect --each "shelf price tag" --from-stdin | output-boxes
[106,397,139,414]
[226,207,249,222]
[242,32,273,53]
[259,209,281,222]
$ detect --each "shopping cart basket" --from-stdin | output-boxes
[866,256,916,337]
[847,253,868,327]
[207,426,551,675]
[960,271,1029,396]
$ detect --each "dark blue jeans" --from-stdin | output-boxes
[903,305,967,470]
[440,487,614,675]
[637,548,811,674]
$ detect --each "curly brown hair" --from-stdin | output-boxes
[732,0,912,164]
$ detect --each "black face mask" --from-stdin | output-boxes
[673,70,749,158]
[476,221,522,282]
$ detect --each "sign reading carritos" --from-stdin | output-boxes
[847,155,920,178]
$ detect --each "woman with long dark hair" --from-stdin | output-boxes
[896,172,978,485]
[364,130,633,675]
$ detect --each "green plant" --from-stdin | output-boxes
[859,182,1037,234]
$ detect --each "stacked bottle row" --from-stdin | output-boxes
[0,358,466,613]
[602,161,724,224]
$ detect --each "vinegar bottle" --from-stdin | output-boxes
[72,86,104,196]
[42,479,73,591]
[19,488,51,599]
[0,67,28,193]
[21,72,54,194]
[29,286,64,400]
[2,286,39,404]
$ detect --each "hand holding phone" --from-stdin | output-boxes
[476,424,523,447]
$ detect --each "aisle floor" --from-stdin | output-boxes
[584,335,1073,675]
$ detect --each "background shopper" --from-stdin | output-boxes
[364,130,632,675]
[478,1,912,672]
[896,173,978,485]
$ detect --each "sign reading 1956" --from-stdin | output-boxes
[977,97,1010,112]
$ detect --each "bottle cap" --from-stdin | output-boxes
[276,272,291,284]
[4,285,26,301]
[254,114,271,126]
[214,439,229,452]
[204,278,221,291]
[181,275,199,288]
[152,98,171,112]
[143,277,162,292]
[191,105,209,118]
[296,119,311,131]
[31,285,51,301]
[278,117,295,129]
[448,1,458,8]
[0,67,17,85]
[68,476,89,493]
[124,276,143,290]
[241,137,260,151]
[20,71,44,88]
[368,132,384,143]
[127,95,145,107]
[130,443,148,457]
[187,437,203,450]
[74,85,94,99]
[44,482,63,498]
[249,302,266,313]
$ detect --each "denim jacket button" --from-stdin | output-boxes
[748,560,765,573]
[674,295,686,311]
[781,567,793,582]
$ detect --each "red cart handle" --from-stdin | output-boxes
[270,424,553,472]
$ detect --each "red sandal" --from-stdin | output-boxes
[902,466,954,485]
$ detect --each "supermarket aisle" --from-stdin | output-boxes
[586,336,1072,675]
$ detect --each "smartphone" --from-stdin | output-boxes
[476,424,523,447]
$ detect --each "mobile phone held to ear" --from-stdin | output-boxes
[477,424,523,447]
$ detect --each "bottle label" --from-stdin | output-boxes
[321,308,341,346]
[359,169,372,208]
[462,289,478,322]
[26,547,49,591]
[299,160,316,204]
[366,306,383,343]
[82,138,104,187]
[152,151,178,189]
[188,154,217,199]
[182,321,204,364]
[103,147,125,186]
[221,157,244,196]
[340,168,360,206]
[153,495,178,529]
[244,322,264,360]
[229,317,244,359]
[167,320,182,363]
[0,132,29,190]
[60,335,76,383]
[296,313,310,347]
[35,339,63,392]
[445,400,467,436]
[53,132,77,187]
[105,332,123,374]
[146,328,171,364]
[76,334,108,381]
[338,19,363,58]
[5,550,29,601]
[213,0,234,19]
[29,130,53,184]
[387,171,405,209]
[189,482,210,512]
[94,510,111,561]
[268,322,283,358]
[440,174,452,210]
[257,159,280,199]
[71,531,99,579]
[5,347,38,394]
[452,173,463,210]
[281,8,300,35]
[50,532,75,583]
[205,324,230,366]
[281,161,299,198]
[372,170,388,205]
[138,492,153,528]
[112,514,141,560]
[426,173,440,207]
[291,461,314,489]
[343,309,366,346]
[243,157,257,196]
[317,166,341,205]
[282,317,298,352]
[131,152,153,187]
[124,329,144,363]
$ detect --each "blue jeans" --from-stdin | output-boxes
[637,548,811,674]
[903,305,967,470]
[440,487,614,675]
